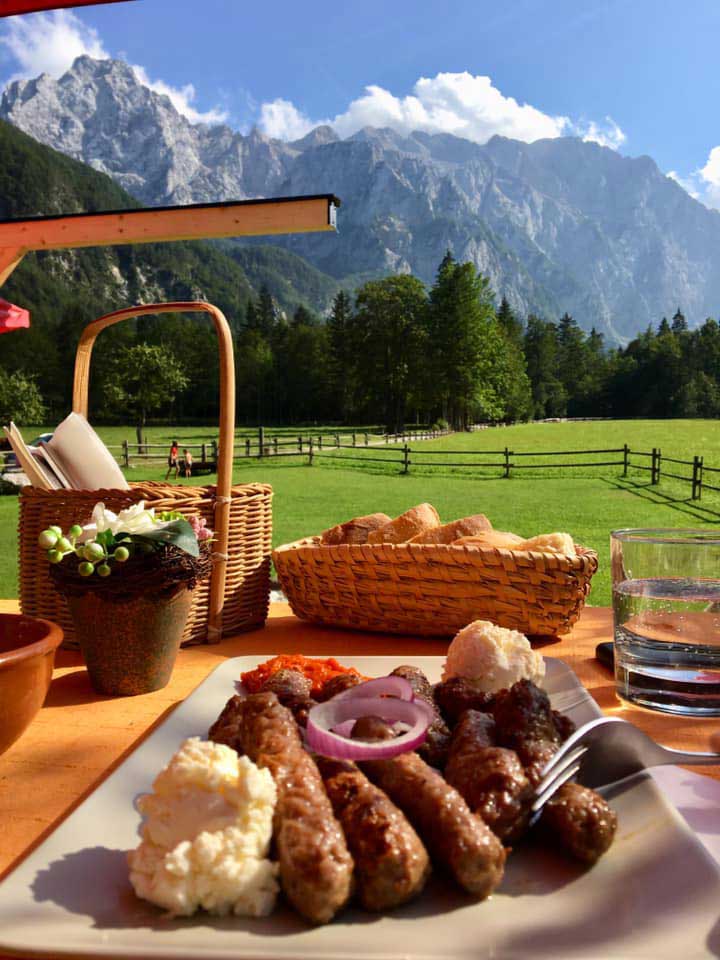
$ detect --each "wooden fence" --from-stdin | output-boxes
[107,428,446,470]
[106,434,718,500]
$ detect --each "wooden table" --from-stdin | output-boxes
[2,599,719,894]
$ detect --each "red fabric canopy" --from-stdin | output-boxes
[0,299,29,333]
[0,0,133,16]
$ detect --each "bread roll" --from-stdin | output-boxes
[517,532,577,556]
[367,503,440,544]
[453,530,524,550]
[408,514,492,545]
[320,513,392,546]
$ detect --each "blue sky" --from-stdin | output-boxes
[1,0,719,205]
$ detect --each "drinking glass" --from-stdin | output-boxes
[611,528,720,715]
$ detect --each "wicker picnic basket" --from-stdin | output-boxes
[18,301,272,648]
[273,539,598,637]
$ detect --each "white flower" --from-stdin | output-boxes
[79,501,158,541]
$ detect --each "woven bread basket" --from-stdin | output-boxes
[18,302,272,648]
[273,538,598,637]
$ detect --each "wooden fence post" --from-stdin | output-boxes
[298,435,303,453]
[245,437,250,458]
[318,434,323,450]
[504,447,511,479]
[623,444,629,477]
[402,444,410,475]
[365,433,369,446]
[308,437,314,467]
[335,433,340,448]
[258,426,264,456]
[201,442,206,466]
[693,456,703,500]
[122,439,129,468]
[657,448,662,485]
[352,432,356,447]
[273,437,278,456]
[651,447,658,484]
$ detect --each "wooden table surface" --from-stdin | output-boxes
[2,595,720,959]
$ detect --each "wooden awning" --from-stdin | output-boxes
[0,1,133,16]
[0,194,340,285]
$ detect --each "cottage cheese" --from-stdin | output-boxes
[128,737,279,917]
[442,619,545,693]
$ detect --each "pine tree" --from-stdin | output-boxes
[496,295,524,346]
[326,290,356,421]
[355,275,428,432]
[671,307,688,334]
[523,317,567,418]
[428,255,506,428]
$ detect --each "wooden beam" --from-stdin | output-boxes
[0,194,338,285]
[0,248,27,286]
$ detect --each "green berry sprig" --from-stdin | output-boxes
[38,524,134,578]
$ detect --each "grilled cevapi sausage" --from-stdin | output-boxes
[491,679,566,787]
[315,756,430,911]
[353,716,506,899]
[433,677,495,727]
[390,665,452,768]
[209,692,354,925]
[541,783,617,864]
[491,681,616,862]
[444,710,533,843]
[318,673,363,701]
[260,670,316,727]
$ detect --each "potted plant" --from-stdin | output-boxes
[38,502,213,696]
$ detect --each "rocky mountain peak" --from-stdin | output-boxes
[2,55,720,340]
[290,124,339,151]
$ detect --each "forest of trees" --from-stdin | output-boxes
[2,252,720,430]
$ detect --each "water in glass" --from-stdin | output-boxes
[613,574,720,715]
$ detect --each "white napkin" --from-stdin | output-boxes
[652,767,720,865]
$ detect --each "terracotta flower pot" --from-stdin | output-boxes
[66,588,192,696]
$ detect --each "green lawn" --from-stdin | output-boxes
[3,419,719,607]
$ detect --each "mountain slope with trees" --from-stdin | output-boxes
[0,118,340,423]
[7,56,720,339]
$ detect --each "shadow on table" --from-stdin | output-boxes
[44,668,99,707]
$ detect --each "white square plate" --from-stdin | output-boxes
[1,656,719,959]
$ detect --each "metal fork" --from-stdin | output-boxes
[531,716,720,817]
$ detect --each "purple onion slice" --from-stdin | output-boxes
[306,694,433,760]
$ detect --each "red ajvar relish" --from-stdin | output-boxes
[240,654,365,698]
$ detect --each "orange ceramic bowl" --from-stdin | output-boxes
[0,614,63,755]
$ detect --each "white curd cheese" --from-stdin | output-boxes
[442,619,545,693]
[128,737,279,917]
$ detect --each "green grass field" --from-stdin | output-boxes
[2,419,719,607]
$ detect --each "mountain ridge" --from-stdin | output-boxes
[4,55,720,340]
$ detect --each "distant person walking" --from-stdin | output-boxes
[165,440,179,479]
[183,448,193,478]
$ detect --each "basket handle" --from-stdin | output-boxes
[72,301,235,641]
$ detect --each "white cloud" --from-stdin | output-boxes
[129,64,227,125]
[258,98,314,141]
[261,72,568,144]
[666,147,720,211]
[259,71,627,151]
[0,9,108,81]
[581,117,626,150]
[0,10,226,125]
[667,169,701,200]
[698,146,720,209]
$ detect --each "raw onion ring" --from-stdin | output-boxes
[331,675,414,702]
[306,694,433,760]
